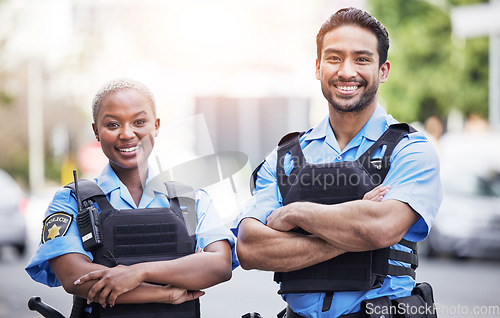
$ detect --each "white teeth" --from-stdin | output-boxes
[119,146,139,152]
[337,86,358,91]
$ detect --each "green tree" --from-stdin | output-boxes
[368,0,489,123]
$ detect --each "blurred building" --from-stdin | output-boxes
[196,97,309,167]
[0,0,367,190]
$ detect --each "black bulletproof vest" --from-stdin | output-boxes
[252,123,419,298]
[65,180,200,318]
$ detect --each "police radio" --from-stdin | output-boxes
[73,170,103,251]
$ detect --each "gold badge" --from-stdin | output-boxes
[42,212,73,243]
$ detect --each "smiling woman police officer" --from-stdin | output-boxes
[26,78,237,318]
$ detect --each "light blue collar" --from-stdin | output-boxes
[304,105,394,152]
[95,163,160,208]
[95,164,120,195]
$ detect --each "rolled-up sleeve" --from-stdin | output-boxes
[25,188,92,287]
[195,189,239,269]
[231,149,283,237]
[382,133,442,241]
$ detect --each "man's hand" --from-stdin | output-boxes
[266,203,298,232]
[362,185,390,202]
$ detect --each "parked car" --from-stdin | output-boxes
[0,169,28,257]
[420,133,500,259]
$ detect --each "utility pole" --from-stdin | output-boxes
[28,60,45,194]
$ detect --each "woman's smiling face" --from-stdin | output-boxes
[92,88,159,173]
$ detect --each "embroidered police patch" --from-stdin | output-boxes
[42,212,73,243]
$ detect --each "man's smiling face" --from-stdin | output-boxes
[316,25,390,114]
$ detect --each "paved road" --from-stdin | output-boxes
[2,242,500,318]
[416,257,500,318]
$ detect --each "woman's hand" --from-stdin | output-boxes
[74,264,144,307]
[362,185,390,202]
[162,285,205,305]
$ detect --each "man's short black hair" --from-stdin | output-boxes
[316,7,389,67]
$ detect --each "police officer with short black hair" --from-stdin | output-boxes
[234,8,441,318]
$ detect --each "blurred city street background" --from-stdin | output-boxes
[2,0,500,317]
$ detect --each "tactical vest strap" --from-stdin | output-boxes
[250,160,265,194]
[166,181,197,236]
[276,131,306,201]
[372,250,417,280]
[359,123,416,180]
[65,180,115,220]
[400,238,418,251]
[389,249,418,268]
[371,238,418,281]
[65,179,105,201]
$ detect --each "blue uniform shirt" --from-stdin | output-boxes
[233,105,442,317]
[26,163,238,287]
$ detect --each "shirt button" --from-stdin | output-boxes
[336,155,342,160]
